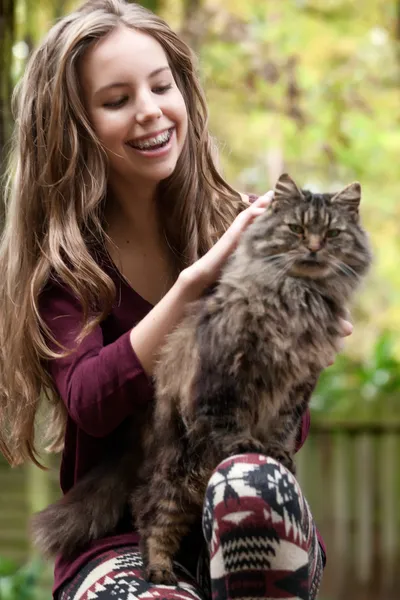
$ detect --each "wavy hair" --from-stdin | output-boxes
[0,0,246,467]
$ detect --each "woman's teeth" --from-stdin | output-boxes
[129,129,172,150]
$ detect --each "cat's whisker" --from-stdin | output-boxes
[331,260,360,280]
[330,262,350,278]
[267,262,294,286]
[264,253,289,264]
[258,254,294,285]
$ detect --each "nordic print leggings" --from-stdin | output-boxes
[59,454,324,600]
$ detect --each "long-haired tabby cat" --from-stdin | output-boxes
[32,173,372,584]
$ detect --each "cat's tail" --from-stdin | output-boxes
[30,453,135,560]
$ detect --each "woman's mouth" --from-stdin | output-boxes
[126,128,174,153]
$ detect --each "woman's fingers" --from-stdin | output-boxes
[257,190,275,204]
[327,317,353,366]
[233,191,274,232]
[339,317,353,337]
[188,190,274,289]
[217,191,273,248]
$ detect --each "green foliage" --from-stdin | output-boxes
[0,557,43,600]
[312,331,400,419]
[136,0,160,11]
[195,0,400,348]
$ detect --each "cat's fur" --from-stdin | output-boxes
[31,173,372,585]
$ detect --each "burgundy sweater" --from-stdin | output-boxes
[40,256,324,598]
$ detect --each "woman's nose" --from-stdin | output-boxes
[135,93,162,123]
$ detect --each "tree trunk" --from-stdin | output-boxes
[0,0,15,180]
[397,0,400,41]
[132,0,160,12]
[180,0,203,51]
[397,0,400,77]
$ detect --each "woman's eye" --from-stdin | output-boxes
[288,224,304,235]
[327,229,341,238]
[103,96,128,109]
[153,84,173,94]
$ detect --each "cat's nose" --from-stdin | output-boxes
[307,235,322,252]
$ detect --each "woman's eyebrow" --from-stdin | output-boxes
[95,66,171,96]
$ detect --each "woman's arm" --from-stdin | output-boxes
[42,195,273,438]
[130,193,273,374]
[41,282,153,438]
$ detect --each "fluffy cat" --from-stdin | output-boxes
[31,173,372,585]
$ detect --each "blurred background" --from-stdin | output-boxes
[0,0,399,598]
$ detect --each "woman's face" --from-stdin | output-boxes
[80,25,188,189]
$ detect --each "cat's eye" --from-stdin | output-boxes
[326,229,341,238]
[288,224,304,235]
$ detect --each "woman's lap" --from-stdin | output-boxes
[59,454,324,600]
[58,546,208,600]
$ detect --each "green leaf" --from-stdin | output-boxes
[0,557,18,578]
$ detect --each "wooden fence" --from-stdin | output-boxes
[0,422,399,600]
[297,422,400,600]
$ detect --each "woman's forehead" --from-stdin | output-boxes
[80,26,170,93]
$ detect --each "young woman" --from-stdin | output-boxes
[0,1,352,598]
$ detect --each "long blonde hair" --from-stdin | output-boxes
[0,0,246,467]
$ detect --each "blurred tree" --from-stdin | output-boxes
[135,0,159,12]
[0,0,15,179]
[397,0,400,40]
[396,0,400,69]
[180,0,203,50]
[54,0,67,20]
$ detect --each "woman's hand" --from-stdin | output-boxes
[327,311,353,366]
[181,191,274,293]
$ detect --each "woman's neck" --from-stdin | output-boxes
[104,180,161,248]
[103,182,178,303]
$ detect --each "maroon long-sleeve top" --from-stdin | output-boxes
[40,254,322,599]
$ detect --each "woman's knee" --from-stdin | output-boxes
[203,453,303,531]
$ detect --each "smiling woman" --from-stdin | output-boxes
[80,28,188,191]
[0,1,350,599]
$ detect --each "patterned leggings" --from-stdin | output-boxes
[59,455,324,600]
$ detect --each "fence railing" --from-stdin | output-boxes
[297,421,400,600]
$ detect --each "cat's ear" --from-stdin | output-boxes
[273,173,304,204]
[331,182,361,218]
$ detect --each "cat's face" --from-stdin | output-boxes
[248,174,371,281]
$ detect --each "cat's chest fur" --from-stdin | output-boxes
[216,275,340,368]
[200,274,341,441]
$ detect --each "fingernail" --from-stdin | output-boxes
[256,191,273,205]
[343,320,353,335]
[265,190,274,202]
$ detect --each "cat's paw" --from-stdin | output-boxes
[268,447,296,475]
[146,565,178,586]
[225,436,266,457]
